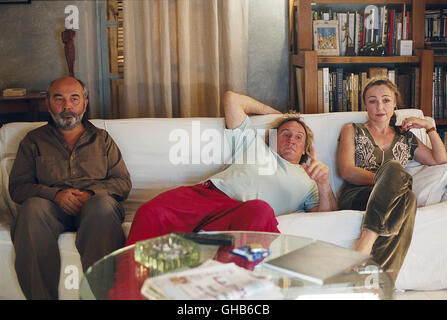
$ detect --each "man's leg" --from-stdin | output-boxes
[203,199,280,233]
[75,194,126,272]
[126,183,242,246]
[11,197,70,300]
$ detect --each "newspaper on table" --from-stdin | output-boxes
[140,260,284,300]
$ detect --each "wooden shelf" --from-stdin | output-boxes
[436,119,447,126]
[317,56,419,64]
[291,54,420,66]
[434,56,447,63]
[425,0,447,4]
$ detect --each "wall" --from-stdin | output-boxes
[0,0,100,117]
[248,0,289,112]
[0,0,289,117]
[0,1,69,92]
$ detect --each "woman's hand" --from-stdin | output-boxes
[402,117,447,165]
[401,116,434,132]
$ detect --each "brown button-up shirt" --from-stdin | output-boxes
[9,120,132,204]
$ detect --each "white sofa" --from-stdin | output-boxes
[1,109,446,299]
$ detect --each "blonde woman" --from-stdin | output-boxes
[337,77,447,281]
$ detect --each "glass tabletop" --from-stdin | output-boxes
[79,231,394,300]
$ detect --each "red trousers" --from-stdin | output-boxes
[125,181,280,246]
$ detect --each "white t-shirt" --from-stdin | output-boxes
[210,116,319,216]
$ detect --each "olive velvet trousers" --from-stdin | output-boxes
[338,160,417,282]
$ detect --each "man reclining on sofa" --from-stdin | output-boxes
[125,91,338,246]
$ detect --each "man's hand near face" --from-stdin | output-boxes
[302,146,338,212]
[302,145,330,187]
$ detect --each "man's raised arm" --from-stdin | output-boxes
[223,91,281,129]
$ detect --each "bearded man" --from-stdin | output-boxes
[8,77,132,299]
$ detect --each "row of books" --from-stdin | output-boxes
[433,65,447,120]
[310,4,411,56]
[425,9,447,56]
[306,67,421,114]
[425,9,447,40]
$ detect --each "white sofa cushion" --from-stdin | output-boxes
[410,164,447,207]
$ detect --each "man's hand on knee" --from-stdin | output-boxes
[54,189,84,215]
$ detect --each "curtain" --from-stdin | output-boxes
[123,0,248,118]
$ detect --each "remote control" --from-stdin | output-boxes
[176,232,234,246]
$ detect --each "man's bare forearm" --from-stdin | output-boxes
[317,182,338,212]
[224,91,281,129]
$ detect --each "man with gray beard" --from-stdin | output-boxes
[8,77,132,299]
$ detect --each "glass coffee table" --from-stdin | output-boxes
[79,231,394,300]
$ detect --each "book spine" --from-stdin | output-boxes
[342,79,348,112]
[355,12,360,55]
[318,68,324,113]
[338,13,348,56]
[388,69,396,84]
[348,12,355,49]
[360,72,368,111]
[331,71,337,112]
[402,4,407,40]
[358,13,364,49]
[382,6,388,47]
[389,9,395,56]
[323,67,330,113]
[336,68,344,112]
[363,11,367,45]
[328,70,333,112]
[354,73,359,112]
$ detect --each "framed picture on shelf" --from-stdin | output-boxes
[313,20,340,56]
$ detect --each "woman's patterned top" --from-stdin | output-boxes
[352,123,419,173]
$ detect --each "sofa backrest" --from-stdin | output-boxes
[0,109,430,222]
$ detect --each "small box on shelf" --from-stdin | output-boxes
[397,40,413,56]
[2,88,26,97]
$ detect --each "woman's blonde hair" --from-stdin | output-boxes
[265,113,314,164]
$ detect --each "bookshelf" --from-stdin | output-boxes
[288,0,435,119]
[425,0,447,146]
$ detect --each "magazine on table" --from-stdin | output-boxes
[263,241,371,285]
[140,260,283,300]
